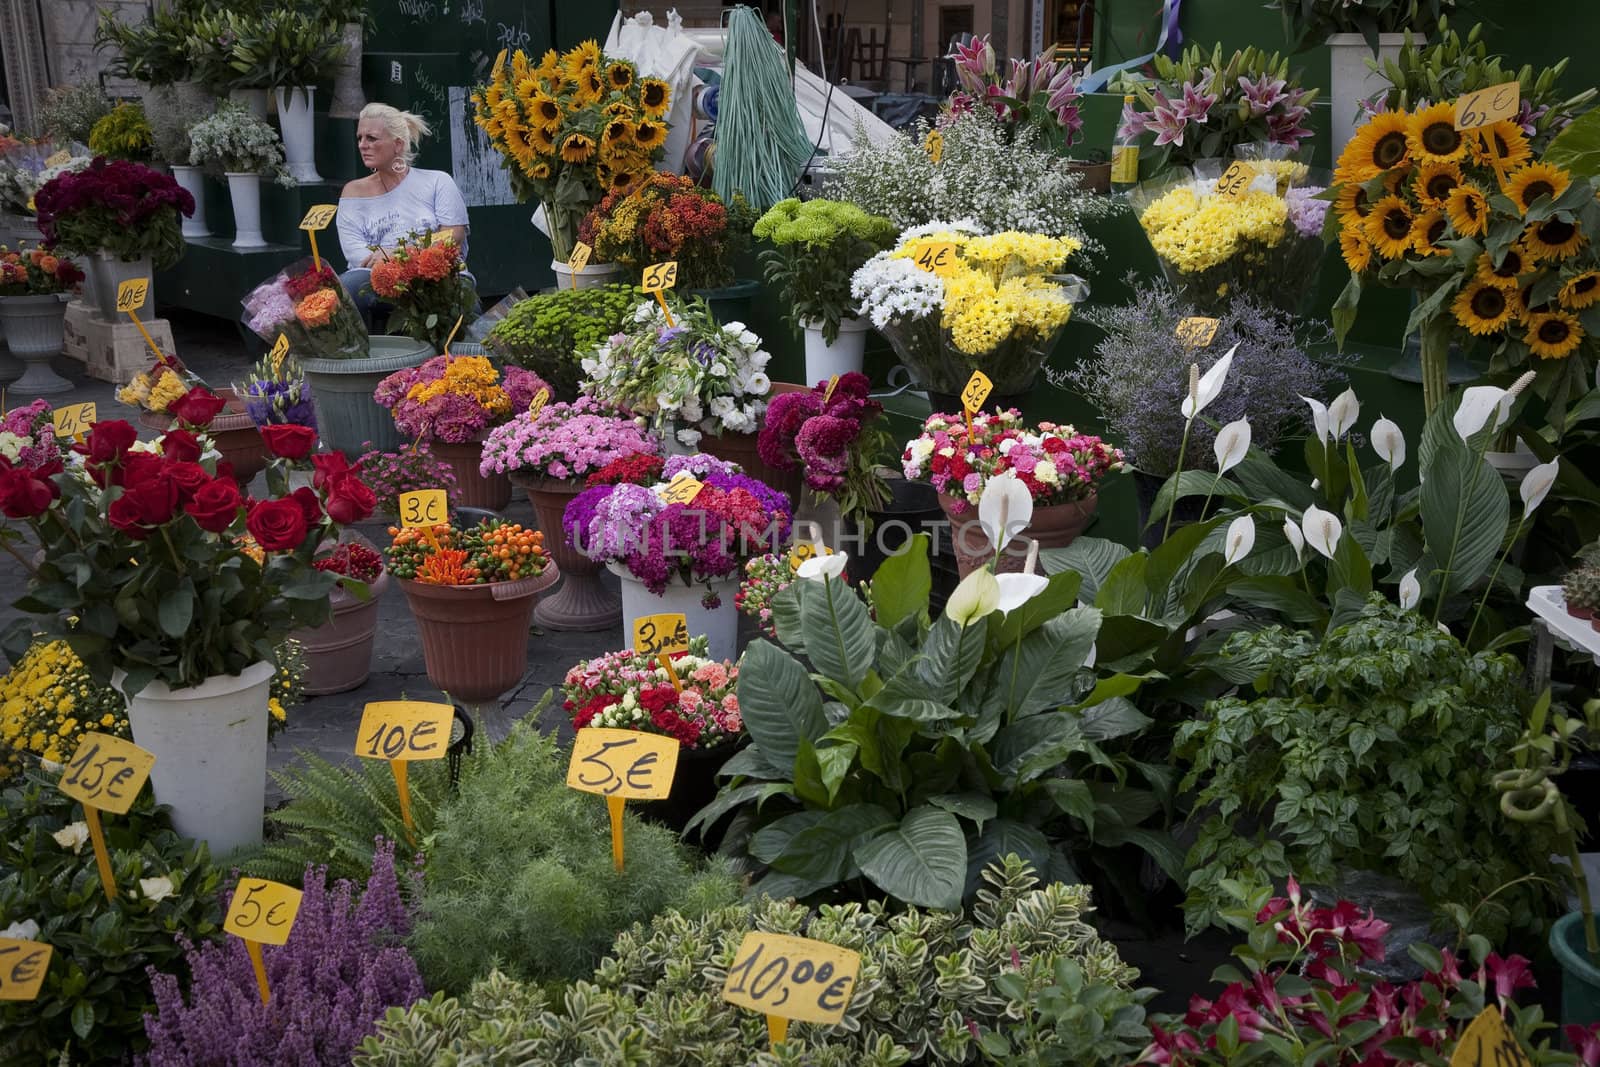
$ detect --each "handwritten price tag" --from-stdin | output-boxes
[51,403,96,440]
[1176,316,1219,348]
[659,473,704,505]
[823,374,840,402]
[528,386,550,418]
[722,932,861,1030]
[910,241,957,276]
[1455,82,1520,131]
[299,204,338,231]
[787,542,833,572]
[115,278,150,313]
[1214,160,1255,201]
[960,370,993,414]
[1449,1006,1531,1067]
[632,613,689,656]
[58,733,155,816]
[356,701,453,763]
[567,727,681,800]
[642,260,679,292]
[0,938,53,1002]
[44,150,71,169]
[398,489,447,529]
[568,241,593,272]
[269,334,290,375]
[225,878,302,947]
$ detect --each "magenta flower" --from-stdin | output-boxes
[1566,1024,1600,1067]
[1174,80,1218,123]
[1237,73,1287,116]
[1484,953,1536,1002]
[1146,88,1189,147]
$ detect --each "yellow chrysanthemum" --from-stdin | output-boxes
[1138,188,1289,275]
[1337,111,1412,183]
[1524,215,1586,260]
[1340,227,1374,273]
[1471,121,1532,171]
[1505,163,1572,214]
[1414,161,1463,206]
[1364,195,1416,259]
[1407,103,1468,163]
[1445,183,1490,237]
[1452,280,1516,336]
[1559,271,1600,310]
[639,78,671,119]
[1525,309,1584,359]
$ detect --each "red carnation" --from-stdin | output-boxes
[638,685,678,714]
[166,386,227,429]
[260,423,317,461]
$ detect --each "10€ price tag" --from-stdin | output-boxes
[52,403,96,441]
[1214,161,1255,201]
[909,240,957,276]
[632,612,689,656]
[0,938,53,1002]
[1449,1006,1531,1067]
[960,370,993,414]
[659,473,704,505]
[1455,82,1520,131]
[58,733,155,816]
[566,728,680,801]
[528,386,550,418]
[641,260,679,292]
[115,278,150,313]
[1176,316,1219,348]
[398,489,447,528]
[722,932,861,1048]
[299,204,338,231]
[355,701,454,763]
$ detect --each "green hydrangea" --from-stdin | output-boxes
[485,284,643,399]
[754,198,897,249]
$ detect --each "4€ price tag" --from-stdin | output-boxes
[567,241,593,273]
[659,473,704,505]
[0,938,53,1002]
[909,240,958,276]
[641,260,678,292]
[398,489,448,529]
[1214,160,1255,201]
[52,403,96,441]
[1449,1006,1531,1067]
[722,932,861,1047]
[299,204,338,231]
[269,334,290,376]
[633,613,689,656]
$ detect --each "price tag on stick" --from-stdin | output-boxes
[567,241,593,289]
[52,402,96,442]
[567,727,681,871]
[299,204,337,273]
[398,489,448,529]
[722,932,861,1050]
[45,149,71,169]
[225,878,303,1005]
[57,732,156,902]
[528,387,550,418]
[1176,316,1219,348]
[959,370,992,436]
[1449,1006,1532,1067]
[116,278,168,363]
[1454,82,1520,131]
[355,701,454,842]
[642,260,679,327]
[1214,161,1255,200]
[269,334,290,376]
[0,938,53,1002]
[632,611,689,690]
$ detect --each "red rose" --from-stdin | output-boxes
[160,428,202,464]
[214,460,236,484]
[185,478,243,533]
[79,420,138,465]
[260,423,317,461]
[115,451,165,489]
[163,461,210,502]
[311,451,352,491]
[0,464,58,518]
[123,475,180,525]
[166,387,227,429]
[245,497,309,552]
[323,471,375,525]
[107,494,155,540]
[290,486,323,524]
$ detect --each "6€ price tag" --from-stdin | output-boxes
[398,489,448,529]
[722,932,861,1026]
[52,402,96,441]
[566,727,681,800]
[355,701,454,763]
[1455,82,1520,131]
[224,878,302,946]
[1449,1006,1531,1067]
[299,204,338,230]
[58,733,155,816]
[116,278,150,313]
[633,612,689,656]
[568,241,593,272]
[0,938,53,1002]
[528,386,550,418]
[909,240,958,276]
[960,370,993,414]
[641,260,679,292]
[659,473,704,505]
[1214,161,1255,201]
[1176,316,1219,348]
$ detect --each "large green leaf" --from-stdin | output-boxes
[917,615,986,704]
[824,704,918,793]
[1096,553,1150,616]
[869,533,931,628]
[964,819,1062,895]
[157,586,193,639]
[929,792,997,829]
[799,574,877,689]
[1420,439,1510,596]
[1076,696,1153,741]
[987,570,1082,653]
[1145,471,1244,531]
[1040,537,1129,603]
[737,639,828,770]
[1231,449,1315,511]
[685,781,792,838]
[766,803,897,883]
[994,608,1101,719]
[853,806,966,909]
[868,665,959,722]
[750,810,827,865]
[992,712,1084,781]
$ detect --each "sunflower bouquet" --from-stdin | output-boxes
[1331,102,1600,414]
[471,40,671,261]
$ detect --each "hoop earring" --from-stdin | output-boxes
[391,159,409,174]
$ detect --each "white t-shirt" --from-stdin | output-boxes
[336,168,470,267]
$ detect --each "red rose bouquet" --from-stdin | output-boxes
[757,372,893,525]
[367,230,477,352]
[242,257,369,360]
[578,173,757,291]
[561,636,741,749]
[0,244,83,296]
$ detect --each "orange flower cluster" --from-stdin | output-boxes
[0,244,83,296]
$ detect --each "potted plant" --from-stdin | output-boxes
[478,397,659,630]
[562,453,792,660]
[227,8,347,183]
[373,353,549,509]
[756,372,892,541]
[145,82,215,238]
[1562,565,1600,627]
[578,174,759,320]
[188,100,294,249]
[357,440,458,522]
[364,229,478,352]
[945,36,1092,164]
[471,41,671,276]
[0,144,90,248]
[87,102,155,164]
[0,244,83,396]
[294,537,387,695]
[752,198,896,382]
[321,2,373,120]
[482,283,642,400]
[384,515,558,703]
[32,157,193,322]
[95,5,198,89]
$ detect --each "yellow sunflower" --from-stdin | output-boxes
[560,131,596,163]
[1414,161,1463,206]
[1445,183,1490,237]
[1407,103,1468,163]
[639,78,671,119]
[1451,281,1516,335]
[1525,309,1584,359]
[1340,227,1374,273]
[1505,163,1572,214]
[1337,111,1412,183]
[602,117,633,148]
[604,100,635,118]
[1524,215,1587,260]
[633,119,667,150]
[563,40,602,78]
[536,49,562,80]
[527,123,557,155]
[529,160,552,180]
[580,67,605,101]
[529,92,563,130]
[1382,165,1413,196]
[1365,195,1416,259]
[605,61,636,92]
[510,50,530,82]
[1410,208,1450,256]
[604,167,636,192]
[1335,182,1375,233]
[1475,243,1537,288]
[1559,271,1600,310]
[1471,121,1532,171]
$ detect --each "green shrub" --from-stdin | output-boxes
[408,721,740,992]
[39,83,113,144]
[355,856,1149,1066]
[484,284,642,400]
[87,101,154,162]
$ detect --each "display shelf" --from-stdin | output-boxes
[1527,585,1600,665]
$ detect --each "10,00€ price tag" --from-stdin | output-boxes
[355,701,454,763]
[398,489,447,528]
[225,878,302,946]
[0,938,52,1001]
[567,728,680,800]
[632,613,689,656]
[116,278,150,313]
[722,932,860,1025]
[58,733,155,816]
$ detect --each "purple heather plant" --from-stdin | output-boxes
[139,839,425,1067]
[477,396,660,481]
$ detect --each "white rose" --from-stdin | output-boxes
[137,875,175,903]
[710,361,730,378]
[740,331,761,348]
[52,822,89,853]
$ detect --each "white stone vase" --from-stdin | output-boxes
[607,562,739,662]
[226,172,267,249]
[801,314,870,386]
[1327,32,1406,160]
[275,86,322,183]
[170,164,210,238]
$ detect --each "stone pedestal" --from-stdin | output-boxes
[64,301,173,383]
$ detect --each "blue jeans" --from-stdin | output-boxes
[339,267,480,333]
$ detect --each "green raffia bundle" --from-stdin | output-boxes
[712,5,815,212]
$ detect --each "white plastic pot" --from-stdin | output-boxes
[226,172,266,249]
[550,257,622,290]
[801,315,870,386]
[608,562,739,661]
[1327,33,1405,160]
[170,164,209,238]
[117,660,275,857]
[276,86,322,183]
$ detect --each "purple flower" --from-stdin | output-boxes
[1146,88,1189,147]
[1237,74,1287,116]
[1175,80,1217,123]
[1285,186,1330,238]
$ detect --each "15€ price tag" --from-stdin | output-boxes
[1449,1006,1531,1067]
[567,728,681,800]
[722,932,861,1026]
[224,878,302,947]
[528,386,550,417]
[1214,161,1255,201]
[398,489,447,528]
[299,204,338,230]
[355,701,454,763]
[567,241,593,272]
[633,612,689,656]
[659,473,704,505]
[910,240,957,276]
[1455,82,1520,131]
[58,733,155,816]
[115,278,150,313]
[641,260,679,292]
[52,402,96,441]
[0,938,53,1002]
[1176,316,1219,348]
[960,370,993,414]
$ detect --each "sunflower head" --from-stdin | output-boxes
[1410,209,1450,257]
[1525,216,1587,261]
[634,119,666,150]
[1525,309,1584,359]
[1445,183,1489,237]
[530,93,562,128]
[640,78,671,118]
[1451,281,1515,336]
[530,160,553,180]
[1414,161,1463,206]
[1365,194,1416,259]
[1472,121,1532,171]
[606,61,636,92]
[1338,111,1411,183]
[1506,162,1573,214]
[528,124,557,155]
[560,131,597,164]
[1477,243,1536,288]
[1560,271,1600,310]
[536,49,562,80]
[603,118,633,147]
[564,40,602,78]
[1340,227,1374,273]
[1408,103,1468,163]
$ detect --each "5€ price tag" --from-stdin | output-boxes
[528,386,550,418]
[659,473,704,505]
[567,727,680,800]
[722,932,861,1026]
[224,878,302,946]
[641,260,678,292]
[398,489,447,529]
[52,402,96,441]
[909,240,957,276]
[0,938,53,1002]
[633,612,689,656]
[960,370,993,414]
[355,701,454,763]
[1176,316,1219,348]
[1455,82,1520,131]
[1214,161,1255,201]
[115,278,150,313]
[1449,1006,1531,1067]
[299,204,338,231]
[568,241,593,272]
[58,733,155,816]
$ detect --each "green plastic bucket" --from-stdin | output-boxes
[303,335,435,459]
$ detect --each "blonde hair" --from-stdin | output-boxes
[359,103,430,165]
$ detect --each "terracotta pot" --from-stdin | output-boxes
[293,568,389,695]
[398,564,559,703]
[1570,603,1594,622]
[1065,158,1112,193]
[139,387,273,486]
[938,491,1097,577]
[433,437,512,510]
[510,472,620,631]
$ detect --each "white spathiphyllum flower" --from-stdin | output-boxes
[994,572,1049,614]
[1453,385,1514,442]
[977,470,1034,550]
[1371,416,1405,470]
[1223,516,1255,565]
[1520,459,1559,515]
[138,876,175,903]
[946,568,1000,627]
[1181,344,1237,420]
[1301,395,1330,445]
[1327,388,1360,441]
[1213,418,1251,474]
[1,919,39,941]
[797,549,848,582]
[1283,519,1305,562]
[52,822,89,854]
[1300,504,1343,559]
[1399,568,1421,610]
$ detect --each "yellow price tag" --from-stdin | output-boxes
[566,727,681,801]
[722,931,861,1041]
[1214,160,1255,200]
[641,260,679,293]
[0,939,53,1002]
[528,386,550,418]
[659,473,704,506]
[1449,1006,1531,1067]
[924,129,943,164]
[355,701,454,763]
[269,334,290,375]
[960,371,993,414]
[44,150,71,169]
[115,278,150,313]
[1176,316,1219,348]
[224,878,303,947]
[299,204,338,231]
[1455,82,1521,131]
[788,542,832,572]
[51,402,96,441]
[910,240,958,276]
[398,489,448,529]
[632,612,689,656]
[568,241,593,272]
[58,733,155,816]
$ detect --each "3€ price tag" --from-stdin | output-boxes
[567,727,680,800]
[960,370,993,414]
[51,403,96,441]
[528,386,550,418]
[909,240,957,276]
[58,733,155,816]
[0,938,53,1002]
[115,278,150,313]
[1176,316,1219,348]
[355,701,454,763]
[567,241,593,272]
[787,542,833,572]
[722,932,861,1026]
[1454,82,1520,131]
[269,334,290,375]
[398,489,447,529]
[632,612,689,656]
[1449,1006,1531,1067]
[224,878,302,947]
[1214,161,1255,201]
[299,204,338,231]
[641,260,679,292]
[659,473,704,505]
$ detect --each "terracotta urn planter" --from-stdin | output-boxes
[139,387,274,486]
[293,568,390,695]
[398,564,559,703]
[432,436,512,510]
[938,491,1097,577]
[509,472,619,631]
